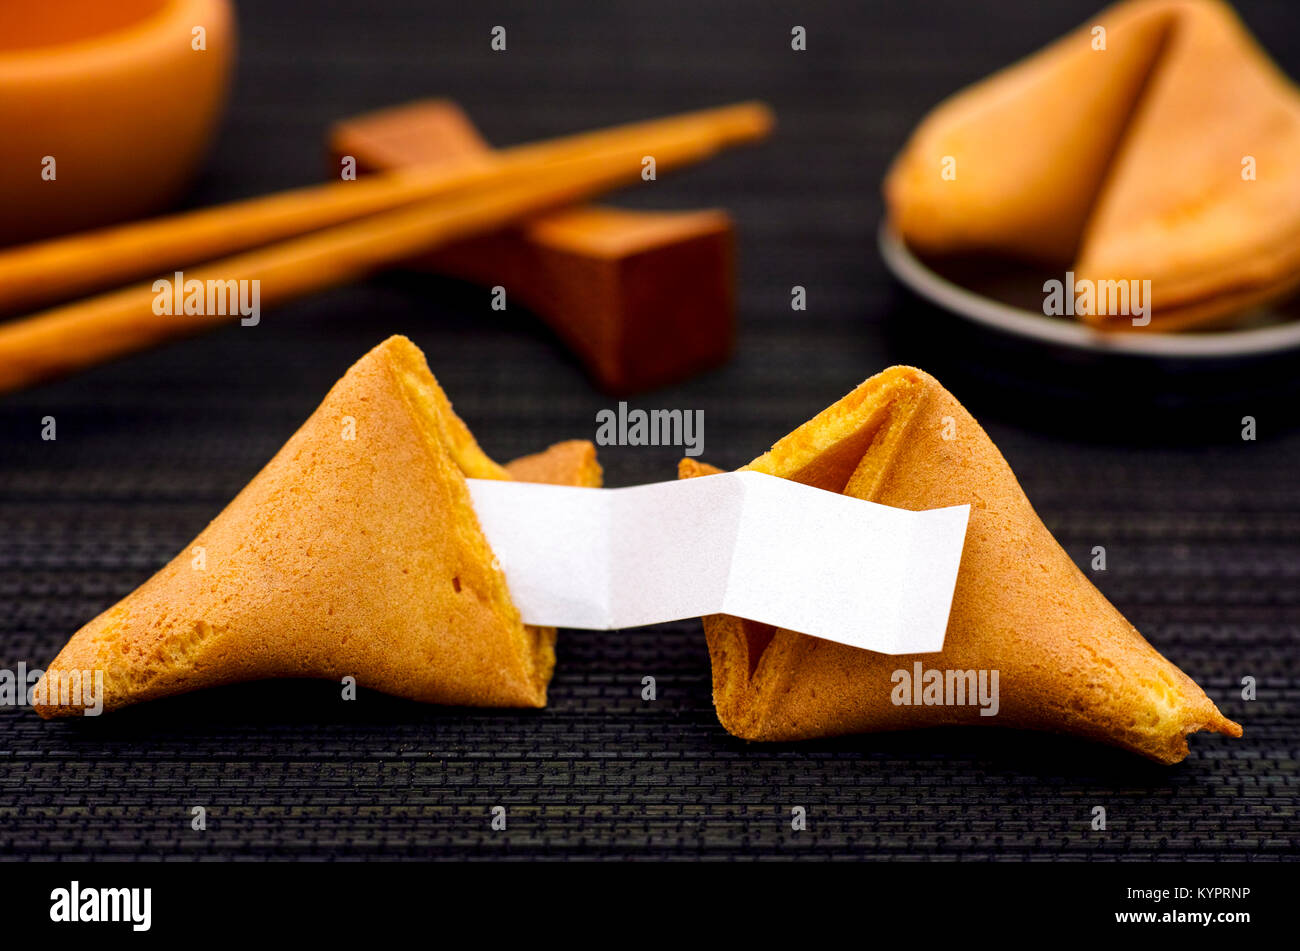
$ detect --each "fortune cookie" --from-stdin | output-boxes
[35,336,601,717]
[885,0,1300,330]
[1073,0,1300,329]
[681,366,1241,763]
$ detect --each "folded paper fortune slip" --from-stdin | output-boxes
[467,471,971,654]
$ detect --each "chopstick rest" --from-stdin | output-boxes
[680,365,1242,764]
[331,99,736,394]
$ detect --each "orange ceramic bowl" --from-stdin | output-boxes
[0,0,235,245]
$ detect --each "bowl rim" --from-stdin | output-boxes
[0,0,225,78]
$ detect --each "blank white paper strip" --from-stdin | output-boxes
[466,470,969,655]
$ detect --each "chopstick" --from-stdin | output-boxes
[0,107,772,393]
[0,101,773,315]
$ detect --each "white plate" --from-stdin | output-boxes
[878,222,1300,359]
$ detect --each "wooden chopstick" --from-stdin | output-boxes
[0,111,770,393]
[0,101,773,315]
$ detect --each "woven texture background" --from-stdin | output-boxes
[1,0,1297,861]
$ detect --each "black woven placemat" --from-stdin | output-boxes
[1,0,1296,861]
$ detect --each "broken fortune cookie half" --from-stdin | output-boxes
[680,366,1241,763]
[36,335,601,717]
